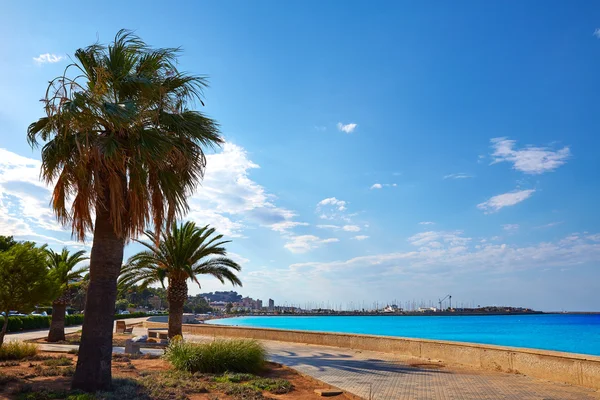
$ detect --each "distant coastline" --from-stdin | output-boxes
[218,310,548,318]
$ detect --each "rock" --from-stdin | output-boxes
[132,335,148,343]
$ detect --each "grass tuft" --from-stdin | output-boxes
[42,356,73,366]
[0,341,38,360]
[163,339,266,374]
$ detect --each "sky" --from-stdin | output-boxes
[1,1,600,311]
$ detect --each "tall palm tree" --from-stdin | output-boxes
[120,222,242,338]
[46,248,88,342]
[27,30,222,391]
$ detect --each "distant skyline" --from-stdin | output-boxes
[1,1,600,311]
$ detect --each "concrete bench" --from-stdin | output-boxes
[115,320,133,334]
[124,339,168,355]
[148,329,169,340]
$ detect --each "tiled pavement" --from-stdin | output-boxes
[186,334,600,400]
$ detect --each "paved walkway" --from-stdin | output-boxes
[10,325,600,399]
[184,333,600,400]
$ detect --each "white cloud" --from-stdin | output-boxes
[502,224,520,232]
[419,221,435,225]
[316,224,360,233]
[477,189,535,213]
[284,235,339,253]
[270,221,309,233]
[336,122,357,134]
[490,137,570,174]
[286,232,600,276]
[0,143,305,247]
[353,235,369,240]
[317,197,346,211]
[33,53,63,64]
[370,183,397,190]
[316,224,340,230]
[316,197,351,221]
[594,28,600,39]
[443,173,473,179]
[408,230,471,248]
[187,143,303,237]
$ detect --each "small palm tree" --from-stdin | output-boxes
[27,30,223,390]
[120,222,242,338]
[46,248,88,342]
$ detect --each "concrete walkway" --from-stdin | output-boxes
[10,325,600,400]
[184,334,600,400]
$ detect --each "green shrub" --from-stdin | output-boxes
[0,341,38,360]
[250,378,293,394]
[164,338,266,374]
[114,311,148,320]
[0,313,146,333]
[65,314,85,326]
[42,356,73,366]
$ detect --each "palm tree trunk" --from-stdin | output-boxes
[167,277,188,339]
[0,309,9,346]
[71,202,125,392]
[47,301,67,342]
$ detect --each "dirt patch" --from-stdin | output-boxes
[0,352,351,399]
[31,330,141,347]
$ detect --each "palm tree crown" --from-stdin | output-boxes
[120,222,242,289]
[27,29,223,241]
[46,248,89,290]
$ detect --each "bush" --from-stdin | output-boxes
[42,356,73,366]
[0,341,38,360]
[0,313,146,333]
[114,312,148,320]
[64,314,85,326]
[164,338,266,374]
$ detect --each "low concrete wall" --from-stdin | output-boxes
[144,321,600,390]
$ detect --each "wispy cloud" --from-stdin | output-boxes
[490,137,570,174]
[316,224,360,232]
[353,235,369,240]
[502,224,520,232]
[477,189,535,213]
[33,53,63,64]
[419,221,435,225]
[337,122,357,134]
[443,173,473,180]
[370,183,397,190]
[535,221,564,230]
[284,235,339,253]
[316,197,349,220]
[594,28,600,39]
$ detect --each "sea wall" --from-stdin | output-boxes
[144,321,600,390]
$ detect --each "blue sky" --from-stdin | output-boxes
[1,1,600,311]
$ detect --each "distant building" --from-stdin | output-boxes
[268,299,275,310]
[209,301,228,311]
[256,299,263,310]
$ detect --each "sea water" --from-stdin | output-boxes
[207,314,600,356]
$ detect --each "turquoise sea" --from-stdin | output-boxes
[206,314,600,356]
